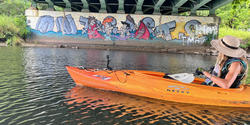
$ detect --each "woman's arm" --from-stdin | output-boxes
[203,62,242,89]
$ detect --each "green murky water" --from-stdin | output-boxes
[0,47,249,124]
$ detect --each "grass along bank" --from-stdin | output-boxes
[219,27,250,49]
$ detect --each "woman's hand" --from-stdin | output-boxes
[195,67,205,75]
[203,62,242,89]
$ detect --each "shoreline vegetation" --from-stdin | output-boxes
[0,0,30,46]
[0,0,249,83]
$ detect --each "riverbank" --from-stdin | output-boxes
[1,41,250,59]
[21,41,216,55]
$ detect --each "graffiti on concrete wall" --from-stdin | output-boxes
[154,21,176,40]
[36,15,54,33]
[34,14,218,45]
[56,14,77,34]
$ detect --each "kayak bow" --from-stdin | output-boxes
[66,66,250,107]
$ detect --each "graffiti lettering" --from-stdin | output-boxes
[79,16,89,34]
[195,25,217,35]
[36,15,54,33]
[33,14,218,45]
[154,21,176,40]
[185,20,201,36]
[56,14,77,34]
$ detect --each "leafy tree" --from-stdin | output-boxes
[216,0,250,30]
[0,0,31,46]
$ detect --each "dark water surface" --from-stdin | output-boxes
[0,47,249,124]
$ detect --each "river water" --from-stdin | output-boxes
[0,47,249,124]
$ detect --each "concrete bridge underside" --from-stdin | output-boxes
[32,0,233,16]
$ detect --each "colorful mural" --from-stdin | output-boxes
[154,21,176,40]
[56,14,77,34]
[27,11,218,45]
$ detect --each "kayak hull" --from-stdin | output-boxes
[66,66,250,107]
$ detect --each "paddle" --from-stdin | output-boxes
[106,55,113,70]
[163,67,210,83]
[105,55,195,83]
[164,73,195,83]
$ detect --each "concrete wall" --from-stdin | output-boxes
[25,9,220,46]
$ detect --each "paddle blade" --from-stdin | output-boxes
[168,73,195,83]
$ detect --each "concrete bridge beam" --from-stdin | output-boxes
[135,0,144,14]
[81,0,89,12]
[172,0,188,15]
[153,0,165,15]
[62,0,72,11]
[117,0,125,13]
[209,0,233,16]
[31,0,233,17]
[190,0,211,16]
[45,0,55,11]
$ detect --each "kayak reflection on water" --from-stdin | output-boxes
[65,86,250,124]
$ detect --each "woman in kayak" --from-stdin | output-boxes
[196,35,248,89]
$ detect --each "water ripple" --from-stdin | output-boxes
[0,47,249,124]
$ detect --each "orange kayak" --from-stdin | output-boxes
[66,66,250,107]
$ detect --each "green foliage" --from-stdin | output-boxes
[0,0,31,46]
[37,3,49,10]
[204,33,217,46]
[216,0,250,49]
[14,15,30,39]
[196,10,209,16]
[0,0,30,16]
[216,0,250,30]
[54,5,64,11]
[0,15,27,46]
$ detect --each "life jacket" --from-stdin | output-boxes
[202,58,247,88]
[220,58,247,88]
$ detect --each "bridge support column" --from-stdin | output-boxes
[81,0,89,12]
[99,0,107,13]
[171,7,178,15]
[209,0,233,16]
[63,0,72,11]
[153,0,165,15]
[117,0,125,13]
[31,0,37,8]
[45,0,55,11]
[171,0,188,15]
[135,0,144,14]
[209,9,216,16]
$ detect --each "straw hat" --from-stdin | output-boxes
[211,35,246,57]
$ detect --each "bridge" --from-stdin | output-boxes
[31,0,233,16]
[26,0,229,48]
